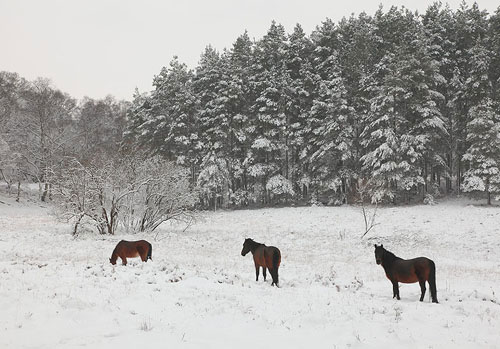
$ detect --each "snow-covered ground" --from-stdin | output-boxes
[1,196,499,348]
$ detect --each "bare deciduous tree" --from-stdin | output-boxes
[357,180,380,238]
[11,78,76,201]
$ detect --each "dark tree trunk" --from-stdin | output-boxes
[16,181,21,202]
[41,182,49,202]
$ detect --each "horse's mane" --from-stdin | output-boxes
[246,238,264,251]
[382,248,400,263]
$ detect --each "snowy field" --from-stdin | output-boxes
[1,196,499,348]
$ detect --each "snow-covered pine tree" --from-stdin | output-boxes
[141,57,199,180]
[487,7,500,103]
[197,151,229,210]
[399,24,447,200]
[361,10,447,203]
[227,31,255,201]
[308,50,352,203]
[193,46,237,207]
[360,53,405,203]
[193,46,223,153]
[462,98,500,204]
[123,88,152,148]
[286,24,315,199]
[450,2,489,191]
[306,18,341,201]
[461,37,499,204]
[248,21,291,204]
[335,12,380,202]
[422,2,457,193]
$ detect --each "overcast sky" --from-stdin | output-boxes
[1,0,498,101]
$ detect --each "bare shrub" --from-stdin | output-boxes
[51,152,197,235]
[357,180,380,238]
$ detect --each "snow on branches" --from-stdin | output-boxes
[51,153,197,235]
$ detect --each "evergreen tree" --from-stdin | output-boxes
[422,2,457,193]
[450,2,489,191]
[361,16,447,202]
[308,51,352,202]
[227,31,255,199]
[360,53,406,202]
[487,7,500,103]
[197,151,229,210]
[140,57,199,178]
[193,46,225,154]
[462,98,500,204]
[123,88,152,147]
[248,21,290,203]
[286,24,315,198]
[193,46,239,207]
[336,12,380,201]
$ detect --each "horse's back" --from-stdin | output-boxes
[394,256,433,283]
[115,240,150,257]
[252,245,281,269]
[117,240,149,247]
[135,240,151,249]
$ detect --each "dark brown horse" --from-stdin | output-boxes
[241,238,281,286]
[110,240,152,265]
[374,244,438,303]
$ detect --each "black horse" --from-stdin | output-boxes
[374,244,438,303]
[241,238,281,286]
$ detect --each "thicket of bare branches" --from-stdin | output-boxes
[50,153,197,235]
[121,155,198,233]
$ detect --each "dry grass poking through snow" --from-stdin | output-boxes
[0,196,499,348]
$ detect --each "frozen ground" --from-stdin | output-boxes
[0,195,499,348]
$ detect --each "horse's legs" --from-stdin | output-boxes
[263,267,267,281]
[419,279,426,302]
[270,268,279,287]
[392,281,400,300]
[121,256,127,266]
[139,247,147,262]
[255,264,260,281]
[428,261,438,303]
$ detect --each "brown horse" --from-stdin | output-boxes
[110,240,152,265]
[374,244,438,303]
[241,238,281,286]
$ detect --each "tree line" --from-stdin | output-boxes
[125,2,500,207]
[0,75,127,199]
[1,2,500,223]
[0,75,196,234]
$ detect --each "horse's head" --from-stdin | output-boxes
[374,244,384,265]
[109,257,117,265]
[241,238,253,256]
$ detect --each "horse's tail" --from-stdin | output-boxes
[147,242,152,261]
[272,248,280,285]
[429,259,438,303]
